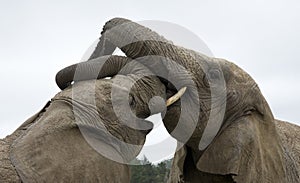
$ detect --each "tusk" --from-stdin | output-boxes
[166,87,187,107]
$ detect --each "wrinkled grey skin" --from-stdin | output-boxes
[57,18,300,182]
[0,55,166,182]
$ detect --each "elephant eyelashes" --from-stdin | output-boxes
[203,74,210,88]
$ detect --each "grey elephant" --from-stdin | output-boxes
[0,55,177,182]
[57,18,300,182]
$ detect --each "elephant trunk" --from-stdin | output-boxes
[98,18,178,60]
[88,30,116,60]
[56,55,150,90]
[96,18,193,88]
[57,18,194,96]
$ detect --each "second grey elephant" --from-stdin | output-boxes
[0,55,167,182]
[57,18,300,182]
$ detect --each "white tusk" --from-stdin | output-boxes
[166,87,187,107]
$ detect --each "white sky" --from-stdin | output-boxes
[0,0,299,162]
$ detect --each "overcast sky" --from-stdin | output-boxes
[0,0,299,162]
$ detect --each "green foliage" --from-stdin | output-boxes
[130,156,173,183]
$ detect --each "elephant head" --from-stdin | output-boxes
[3,55,170,182]
[55,18,300,182]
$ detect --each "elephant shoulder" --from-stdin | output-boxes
[10,101,131,182]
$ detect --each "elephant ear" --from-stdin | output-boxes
[10,100,130,183]
[195,114,287,182]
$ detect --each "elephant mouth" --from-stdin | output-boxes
[136,119,154,135]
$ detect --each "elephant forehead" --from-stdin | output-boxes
[53,79,113,103]
[218,58,253,84]
[111,75,136,89]
[52,78,132,106]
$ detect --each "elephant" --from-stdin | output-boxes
[0,55,177,182]
[56,18,300,182]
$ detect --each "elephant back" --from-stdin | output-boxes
[0,138,21,182]
[0,101,50,182]
[275,119,300,181]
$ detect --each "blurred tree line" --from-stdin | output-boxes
[130,156,172,183]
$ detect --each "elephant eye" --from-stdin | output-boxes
[208,69,221,80]
[129,94,136,108]
[203,69,221,88]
